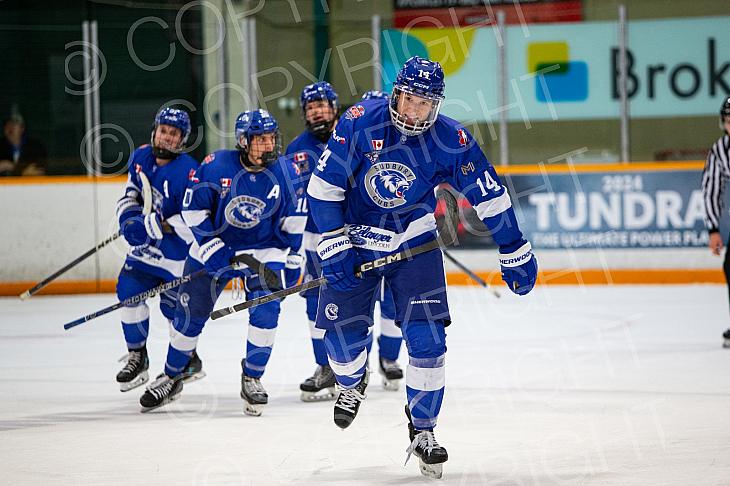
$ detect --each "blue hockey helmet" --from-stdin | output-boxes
[235,109,281,170]
[300,81,339,141]
[361,90,389,101]
[389,56,445,136]
[151,107,191,159]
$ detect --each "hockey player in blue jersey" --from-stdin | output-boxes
[139,109,305,415]
[114,107,201,392]
[286,83,404,400]
[306,57,538,478]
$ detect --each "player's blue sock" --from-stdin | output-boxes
[324,325,370,389]
[402,319,447,430]
[120,303,149,350]
[242,293,280,378]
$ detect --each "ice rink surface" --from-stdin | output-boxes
[1,285,729,485]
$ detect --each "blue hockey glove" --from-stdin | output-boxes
[120,214,148,247]
[317,228,361,292]
[285,252,304,288]
[499,240,537,295]
[144,212,164,240]
[199,238,241,280]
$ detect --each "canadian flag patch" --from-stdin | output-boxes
[457,128,468,147]
[203,153,215,164]
[371,139,384,151]
[220,178,231,188]
[295,152,307,162]
[188,168,198,182]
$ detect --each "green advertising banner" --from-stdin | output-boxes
[382,16,730,121]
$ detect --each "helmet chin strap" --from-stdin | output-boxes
[239,148,276,172]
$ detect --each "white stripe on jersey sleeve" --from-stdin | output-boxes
[474,189,512,219]
[280,215,307,234]
[182,209,210,227]
[307,173,345,202]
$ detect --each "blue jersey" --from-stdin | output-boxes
[116,145,198,279]
[306,99,524,258]
[182,149,305,264]
[285,129,326,251]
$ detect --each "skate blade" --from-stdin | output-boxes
[181,370,207,384]
[243,401,265,416]
[419,460,443,479]
[119,371,149,392]
[382,378,400,392]
[139,391,181,413]
[300,388,337,402]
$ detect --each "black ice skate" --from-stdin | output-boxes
[139,373,183,413]
[181,350,206,383]
[240,372,268,416]
[378,356,403,391]
[333,372,368,429]
[300,364,337,402]
[723,329,730,348]
[404,405,448,479]
[116,347,149,392]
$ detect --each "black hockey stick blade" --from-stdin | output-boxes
[63,269,207,330]
[210,190,461,320]
[20,231,121,300]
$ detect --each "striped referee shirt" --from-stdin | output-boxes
[702,134,730,233]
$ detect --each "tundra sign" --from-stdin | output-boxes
[504,164,719,249]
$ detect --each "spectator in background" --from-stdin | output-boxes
[701,96,730,348]
[0,113,47,176]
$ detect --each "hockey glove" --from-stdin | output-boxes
[499,240,537,295]
[199,238,241,281]
[285,252,304,288]
[120,214,148,247]
[317,228,361,292]
[144,212,164,241]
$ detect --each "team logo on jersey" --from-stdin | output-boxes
[365,152,379,163]
[345,105,365,120]
[203,153,215,164]
[134,163,142,173]
[364,162,415,208]
[224,195,266,229]
[461,161,475,175]
[457,128,468,147]
[371,139,384,151]
[332,129,346,144]
[325,303,339,321]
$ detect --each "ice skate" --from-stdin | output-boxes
[240,372,268,416]
[139,373,183,413]
[116,348,149,392]
[300,364,337,402]
[378,356,403,391]
[333,372,368,429]
[181,350,206,383]
[723,329,730,348]
[404,405,448,479]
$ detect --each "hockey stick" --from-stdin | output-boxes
[442,249,501,298]
[62,253,279,330]
[19,231,122,300]
[21,172,156,301]
[210,189,460,320]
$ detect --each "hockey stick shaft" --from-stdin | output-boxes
[442,249,501,298]
[62,253,273,330]
[20,231,121,300]
[210,237,444,320]
[63,268,207,330]
[210,189,461,320]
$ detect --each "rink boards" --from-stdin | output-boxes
[0,161,722,295]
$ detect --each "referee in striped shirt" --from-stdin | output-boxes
[701,96,730,348]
